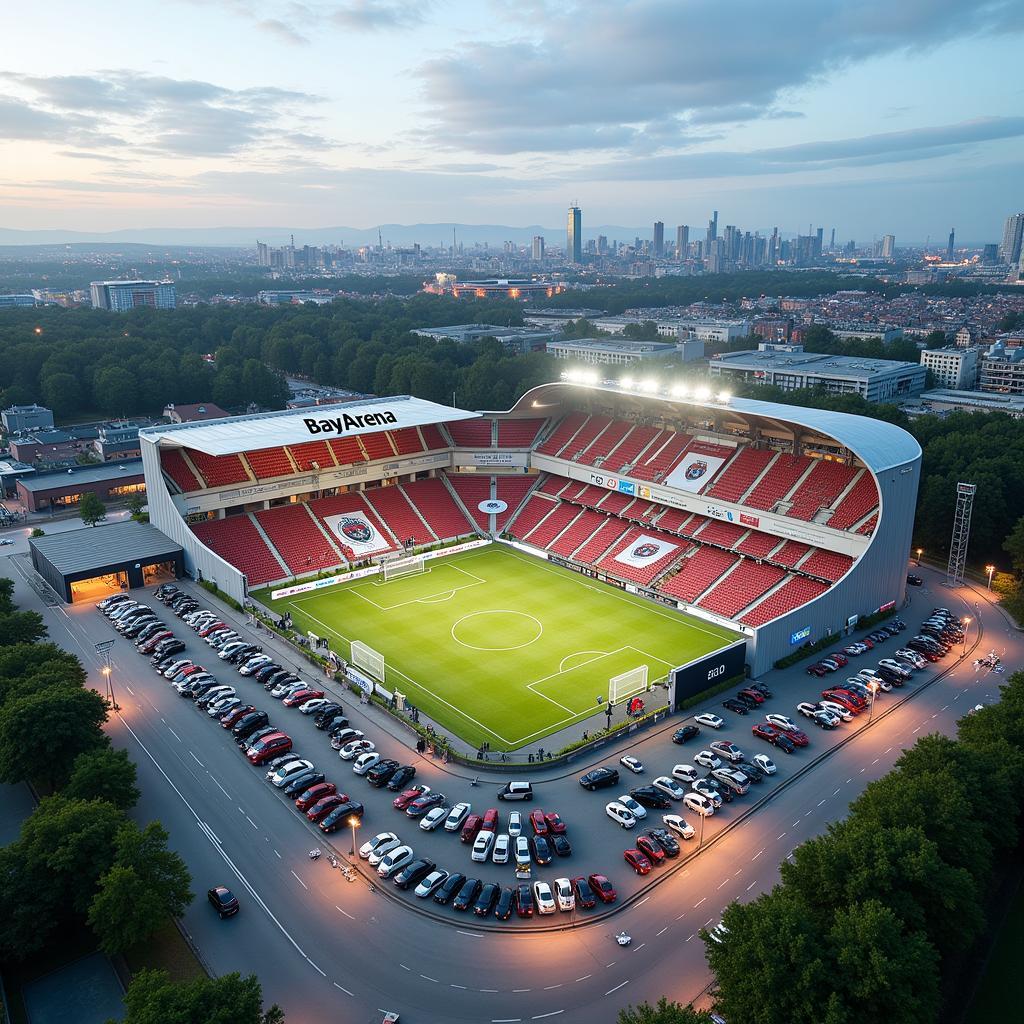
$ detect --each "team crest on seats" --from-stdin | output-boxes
[685,460,708,480]
[338,517,374,543]
[632,543,659,559]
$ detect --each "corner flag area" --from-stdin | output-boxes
[257,544,740,751]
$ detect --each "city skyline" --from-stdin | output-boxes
[0,1,1022,240]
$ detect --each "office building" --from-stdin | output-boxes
[946,228,955,262]
[531,235,545,261]
[675,225,689,260]
[982,244,999,265]
[567,205,582,264]
[2,404,54,433]
[919,346,979,390]
[908,389,1024,419]
[709,343,926,403]
[979,341,1024,394]
[90,280,176,311]
[256,241,271,267]
[881,234,896,259]
[707,210,718,244]
[0,294,37,309]
[653,221,664,258]
[1000,213,1024,265]
[546,337,684,366]
[412,324,560,354]
[829,324,904,343]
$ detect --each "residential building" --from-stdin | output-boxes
[567,205,582,264]
[2,404,54,433]
[979,341,1024,394]
[546,337,685,366]
[919,346,979,390]
[906,389,1024,419]
[162,403,230,424]
[828,323,904,343]
[675,225,689,260]
[90,280,176,311]
[881,234,896,259]
[531,236,545,261]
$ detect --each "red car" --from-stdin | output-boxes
[860,637,875,649]
[588,873,617,904]
[624,848,652,875]
[480,808,499,832]
[247,732,291,765]
[393,786,429,810]
[829,652,849,666]
[515,883,534,918]
[220,705,255,728]
[295,782,336,811]
[806,663,830,677]
[821,691,861,713]
[829,688,867,709]
[773,724,809,747]
[752,723,781,743]
[198,622,227,637]
[544,812,567,835]
[282,688,325,708]
[460,814,483,843]
[635,835,665,865]
[306,794,348,822]
[738,688,765,704]
[529,809,549,835]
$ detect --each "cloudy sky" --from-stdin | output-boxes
[1,0,1022,240]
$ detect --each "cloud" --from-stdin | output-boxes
[415,0,1024,153]
[257,18,311,45]
[330,1,427,31]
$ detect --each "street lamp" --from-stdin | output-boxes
[94,640,118,711]
[348,815,360,856]
[698,811,707,849]
[961,616,971,656]
[866,680,879,724]
[916,548,923,566]
[986,565,995,591]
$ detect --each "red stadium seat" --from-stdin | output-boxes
[447,419,494,447]
[254,504,344,575]
[535,411,588,457]
[798,548,854,583]
[698,561,787,618]
[388,427,425,456]
[785,460,858,521]
[186,449,251,487]
[419,423,450,451]
[496,419,546,448]
[401,478,475,539]
[363,484,436,546]
[659,547,739,604]
[743,453,809,511]
[245,447,295,480]
[192,516,284,586]
[444,474,493,530]
[289,441,335,472]
[740,576,829,626]
[160,449,203,493]
[703,447,775,502]
[361,431,396,461]
[827,472,880,531]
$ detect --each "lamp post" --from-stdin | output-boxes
[94,640,118,711]
[986,565,995,591]
[961,616,971,656]
[698,810,706,849]
[915,548,923,566]
[867,681,879,724]
[349,816,360,856]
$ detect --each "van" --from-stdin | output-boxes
[711,768,750,796]
[497,781,533,802]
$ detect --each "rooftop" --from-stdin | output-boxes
[549,337,679,353]
[17,459,144,492]
[711,348,922,377]
[29,520,181,575]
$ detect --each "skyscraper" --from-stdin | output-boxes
[567,204,582,264]
[814,227,823,258]
[881,234,896,259]
[946,228,955,262]
[256,241,270,267]
[707,210,718,244]
[999,213,1024,265]
[653,221,664,258]
[532,236,545,261]
[676,225,689,260]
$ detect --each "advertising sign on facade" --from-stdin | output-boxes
[790,625,812,645]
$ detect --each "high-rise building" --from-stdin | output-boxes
[597,235,608,255]
[90,280,176,312]
[256,241,270,267]
[532,236,545,261]
[829,227,835,252]
[707,210,718,244]
[676,225,689,260]
[814,227,823,258]
[881,234,896,259]
[999,213,1024,265]
[982,243,999,265]
[769,227,779,264]
[567,205,582,264]
[653,221,664,258]
[946,228,955,262]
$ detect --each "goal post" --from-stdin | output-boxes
[608,665,649,704]
[383,554,426,583]
[351,640,385,682]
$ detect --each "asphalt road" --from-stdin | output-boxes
[4,544,1019,1024]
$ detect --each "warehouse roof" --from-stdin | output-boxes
[29,520,181,575]
[16,459,144,493]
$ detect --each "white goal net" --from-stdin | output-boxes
[383,554,426,582]
[609,665,649,704]
[351,640,385,681]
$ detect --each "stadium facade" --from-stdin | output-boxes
[139,383,920,676]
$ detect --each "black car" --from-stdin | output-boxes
[324,717,351,736]
[233,711,270,739]
[237,724,275,749]
[433,872,466,905]
[531,835,552,865]
[473,882,500,917]
[579,766,619,791]
[734,693,760,710]
[313,704,344,727]
[207,886,239,918]
[318,800,365,833]
[453,878,482,912]
[876,666,904,687]
[630,786,672,809]
[228,645,259,663]
[494,886,515,920]
[284,771,325,796]
[551,834,572,857]
[722,698,748,715]
[153,639,185,657]
[736,761,765,783]
[906,573,923,586]
[702,778,734,803]
[672,725,700,744]
[386,766,417,791]
[750,682,772,698]
[366,759,400,786]
[256,664,286,685]
[646,827,680,857]
[774,733,796,754]
[393,858,436,891]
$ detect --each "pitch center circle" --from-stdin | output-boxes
[450,610,543,651]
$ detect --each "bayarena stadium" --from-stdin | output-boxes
[136,379,921,750]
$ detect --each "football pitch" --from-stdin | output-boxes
[256,544,740,751]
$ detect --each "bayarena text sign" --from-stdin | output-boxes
[304,410,398,435]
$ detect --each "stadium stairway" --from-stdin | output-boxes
[192,515,288,586]
[441,473,491,532]
[362,485,437,547]
[253,504,344,576]
[401,478,476,539]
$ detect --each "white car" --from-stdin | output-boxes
[419,805,449,831]
[268,759,314,786]
[619,755,645,774]
[765,713,799,732]
[162,659,192,678]
[207,696,240,717]
[414,870,449,898]
[878,659,911,678]
[239,655,273,676]
[694,713,724,730]
[507,811,523,837]
[352,752,380,775]
[514,835,531,866]
[444,802,472,831]
[895,649,927,669]
[271,681,305,699]
[605,801,637,829]
[671,764,698,784]
[377,845,414,878]
[533,880,556,915]
[492,833,511,864]
[339,739,375,760]
[617,794,647,820]
[359,831,399,861]
[693,750,722,770]
[471,829,495,863]
[710,740,745,763]
[330,728,365,749]
[299,698,332,715]
[856,672,890,692]
[753,753,776,775]
[663,813,695,840]
[818,700,853,722]
[554,877,575,912]
[652,776,686,800]
[682,792,714,817]
[796,702,821,720]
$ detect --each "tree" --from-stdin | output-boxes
[618,998,713,1023]
[119,970,285,1024]
[65,747,140,809]
[92,365,139,416]
[41,371,84,418]
[0,841,60,958]
[1003,515,1024,578]
[0,608,46,647]
[79,491,107,528]
[0,686,109,787]
[0,577,12,614]
[29,527,45,537]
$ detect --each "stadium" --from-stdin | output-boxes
[139,380,921,750]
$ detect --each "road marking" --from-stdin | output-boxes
[883,747,893,754]
[336,905,355,920]
[792,820,800,827]
[777,832,786,840]
[333,982,353,996]
[846,778,852,784]
[941,705,949,712]
[290,871,307,890]
[167,726,181,742]
[635,896,648,907]
[451,984,467,989]
[246,816,258,830]
[656,927,668,936]
[605,981,630,996]
[931,713,937,719]
[633,942,645,952]
[871,758,879,765]
[859,767,866,773]
[694,897,706,908]
[817,799,826,807]
[804,809,813,816]
[717,879,728,889]
[492,1019,521,1023]
[704,918,714,927]
[513,988,533,992]
[832,789,840,796]
[308,959,325,977]
[481,989,499,993]
[125,685,134,696]
[420,975,438,983]
[912,726,921,733]
[575,975,592,983]
[274,850,281,859]
[543,984,562,990]
[747,881,757,891]
[676,912,686,920]
[198,821,221,845]
[532,1010,564,1020]
[212,778,231,799]
[458,929,485,938]
[686,933,694,942]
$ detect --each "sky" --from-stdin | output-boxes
[1,0,1022,242]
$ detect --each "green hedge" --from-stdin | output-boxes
[554,704,669,757]
[774,632,841,669]
[677,671,747,711]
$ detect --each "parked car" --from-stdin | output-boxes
[672,725,700,744]
[588,873,617,904]
[662,814,695,840]
[694,713,724,729]
[619,755,645,773]
[580,767,619,791]
[605,801,637,829]
[451,877,481,912]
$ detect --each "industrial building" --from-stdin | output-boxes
[15,460,145,513]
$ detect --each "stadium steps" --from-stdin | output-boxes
[826,470,879,531]
[398,483,445,541]
[728,568,792,620]
[303,503,350,564]
[494,476,541,534]
[440,473,489,533]
[359,431,398,461]
[418,423,451,451]
[253,503,345,576]
[402,477,476,539]
[289,440,337,471]
[246,514,292,579]
[562,415,613,462]
[740,575,830,627]
[535,411,589,457]
[362,485,437,546]
[573,517,630,564]
[191,515,287,586]
[605,424,662,474]
[160,449,204,493]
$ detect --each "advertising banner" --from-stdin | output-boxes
[323,511,391,556]
[478,498,509,514]
[664,452,728,492]
[613,534,679,568]
[790,625,812,645]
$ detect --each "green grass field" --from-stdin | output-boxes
[256,544,739,751]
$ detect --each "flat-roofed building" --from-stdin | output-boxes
[546,337,684,366]
[919,346,979,390]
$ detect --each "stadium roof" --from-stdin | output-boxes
[511,382,921,474]
[139,395,479,456]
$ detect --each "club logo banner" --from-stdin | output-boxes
[323,512,389,555]
[614,534,679,568]
[665,452,728,492]
[478,499,509,514]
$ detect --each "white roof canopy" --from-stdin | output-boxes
[140,396,478,456]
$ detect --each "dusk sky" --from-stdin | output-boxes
[2,0,1023,241]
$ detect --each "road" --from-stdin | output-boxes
[3,541,1018,1024]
